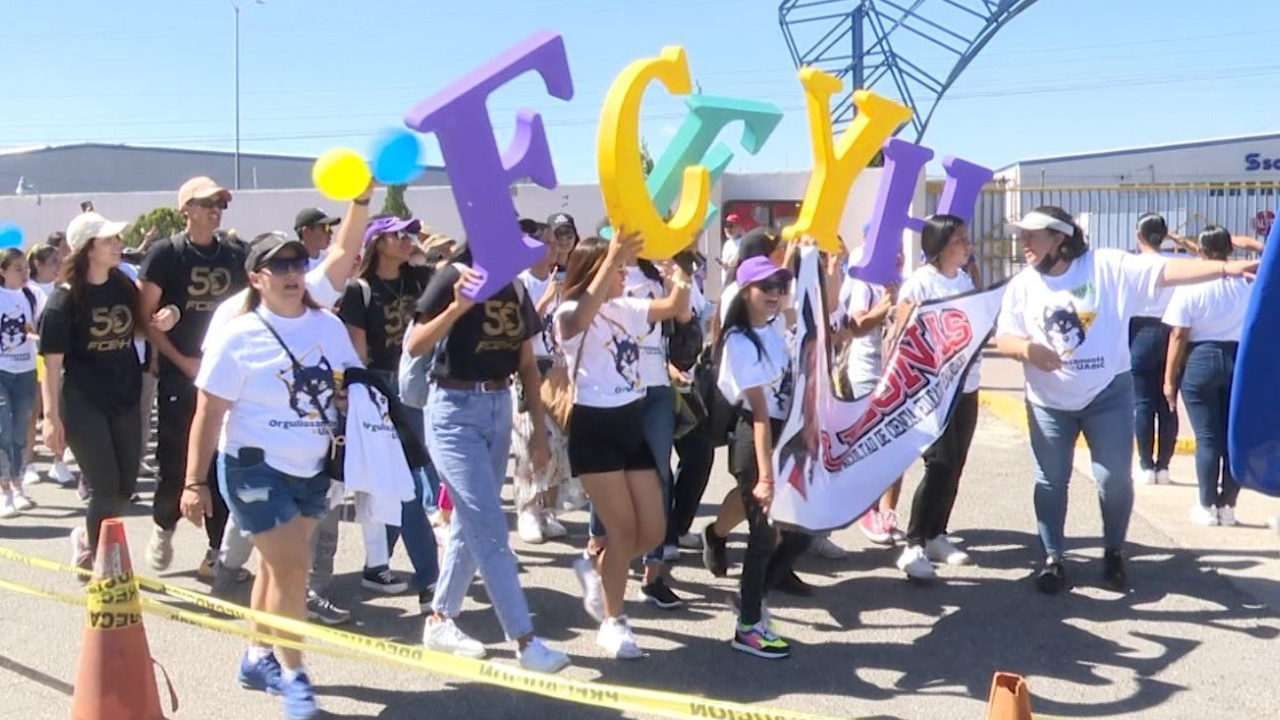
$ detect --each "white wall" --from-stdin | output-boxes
[1015,135,1280,186]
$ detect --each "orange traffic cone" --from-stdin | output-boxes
[985,671,1033,720]
[69,518,166,720]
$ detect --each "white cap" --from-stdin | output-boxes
[1005,210,1076,237]
[66,212,128,251]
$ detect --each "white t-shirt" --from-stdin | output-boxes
[839,276,885,386]
[518,269,558,359]
[623,266,669,388]
[554,296,651,409]
[717,319,792,420]
[899,264,981,394]
[0,287,37,373]
[720,237,741,285]
[24,282,48,321]
[202,265,342,352]
[1162,277,1252,343]
[1131,251,1179,318]
[997,248,1165,411]
[197,306,362,477]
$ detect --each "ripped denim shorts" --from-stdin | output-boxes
[217,448,329,535]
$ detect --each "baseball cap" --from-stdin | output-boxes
[725,213,741,225]
[547,213,577,234]
[735,256,791,288]
[245,231,308,272]
[1005,210,1076,236]
[363,216,422,245]
[177,176,232,209]
[294,207,341,231]
[66,212,129,251]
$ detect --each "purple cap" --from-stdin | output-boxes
[735,256,792,287]
[363,216,422,245]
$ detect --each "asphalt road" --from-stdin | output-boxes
[2,407,1279,720]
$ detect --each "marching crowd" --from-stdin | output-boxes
[0,174,1261,720]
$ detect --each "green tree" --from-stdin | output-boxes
[381,184,412,219]
[122,207,185,248]
[640,138,655,178]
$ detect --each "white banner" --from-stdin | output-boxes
[770,248,1006,532]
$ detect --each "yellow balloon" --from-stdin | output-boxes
[312,148,372,201]
[597,46,709,260]
[781,71,913,254]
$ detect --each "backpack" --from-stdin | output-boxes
[398,265,526,409]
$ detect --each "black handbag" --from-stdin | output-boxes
[693,344,737,448]
[665,316,703,373]
[254,312,346,481]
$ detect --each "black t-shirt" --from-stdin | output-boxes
[414,264,540,382]
[139,233,248,362]
[38,275,142,415]
[338,265,433,373]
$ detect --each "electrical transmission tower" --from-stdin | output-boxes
[779,0,1042,141]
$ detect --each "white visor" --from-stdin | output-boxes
[1005,211,1076,237]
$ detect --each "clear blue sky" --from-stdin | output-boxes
[5,0,1275,182]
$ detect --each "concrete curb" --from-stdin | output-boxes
[978,391,1197,455]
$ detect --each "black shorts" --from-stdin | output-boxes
[567,400,656,476]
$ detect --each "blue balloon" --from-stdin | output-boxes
[0,222,23,249]
[371,129,423,185]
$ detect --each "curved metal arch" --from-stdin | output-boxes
[779,0,1043,141]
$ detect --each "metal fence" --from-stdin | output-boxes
[928,181,1280,283]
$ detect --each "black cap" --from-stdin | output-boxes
[547,213,577,234]
[737,227,779,262]
[245,231,308,272]
[294,207,341,231]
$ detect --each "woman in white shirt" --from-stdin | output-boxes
[25,244,72,487]
[555,231,690,660]
[0,249,39,516]
[996,207,1257,595]
[891,215,982,579]
[1129,214,1179,485]
[1162,226,1253,527]
[181,233,361,720]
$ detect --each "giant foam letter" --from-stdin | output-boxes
[781,71,912,254]
[852,138,933,285]
[403,31,573,301]
[598,47,709,260]
[647,95,784,230]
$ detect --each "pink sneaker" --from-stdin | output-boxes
[881,510,906,544]
[859,509,893,546]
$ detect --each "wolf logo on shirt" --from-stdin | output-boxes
[607,332,641,389]
[1042,302,1087,357]
[0,313,24,352]
[278,352,336,420]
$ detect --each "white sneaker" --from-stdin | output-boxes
[76,478,89,502]
[1218,506,1238,527]
[22,465,41,486]
[1155,469,1173,485]
[540,509,568,539]
[924,535,972,566]
[1190,504,1218,526]
[0,492,17,519]
[146,526,174,571]
[517,509,545,544]
[11,490,35,512]
[518,637,570,674]
[807,535,848,560]
[677,532,703,550]
[1137,469,1157,485]
[422,617,486,659]
[573,555,605,623]
[896,545,936,579]
[596,616,643,660]
[50,460,75,487]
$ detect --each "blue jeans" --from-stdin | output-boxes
[0,369,35,480]
[426,385,532,641]
[217,452,329,536]
[1181,342,1240,508]
[1129,318,1177,471]
[1027,372,1135,560]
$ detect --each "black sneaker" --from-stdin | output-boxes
[1036,559,1067,595]
[306,591,352,626]
[640,578,684,609]
[702,525,728,577]
[770,569,814,597]
[1102,550,1126,591]
[361,567,408,595]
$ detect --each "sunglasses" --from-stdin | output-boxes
[262,256,308,275]
[189,197,229,210]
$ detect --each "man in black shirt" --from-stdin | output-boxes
[139,176,248,574]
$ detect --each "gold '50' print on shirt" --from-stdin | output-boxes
[88,305,134,352]
[476,299,525,352]
[382,296,415,349]
[185,267,234,312]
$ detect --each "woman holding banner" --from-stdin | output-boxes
[996,207,1258,595]
[892,215,982,580]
